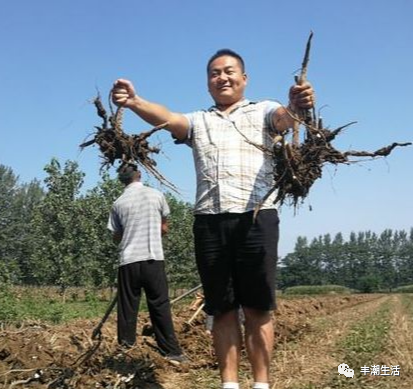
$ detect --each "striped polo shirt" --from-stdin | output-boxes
[184,99,281,214]
[107,182,170,266]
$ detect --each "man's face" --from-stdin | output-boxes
[207,55,247,106]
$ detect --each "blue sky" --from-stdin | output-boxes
[1,0,412,256]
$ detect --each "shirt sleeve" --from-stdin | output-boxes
[181,111,204,147]
[263,100,282,133]
[160,194,171,218]
[107,207,122,233]
[168,113,193,147]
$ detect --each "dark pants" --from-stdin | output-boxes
[194,209,279,315]
[117,260,182,356]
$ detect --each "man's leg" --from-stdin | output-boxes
[117,262,142,346]
[235,209,279,386]
[193,214,241,388]
[212,309,242,384]
[143,261,182,356]
[243,307,274,384]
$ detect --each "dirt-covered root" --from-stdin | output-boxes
[268,116,412,209]
[254,33,412,212]
[80,95,178,192]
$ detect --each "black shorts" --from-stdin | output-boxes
[193,209,279,315]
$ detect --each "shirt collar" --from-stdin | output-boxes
[208,98,253,114]
[125,181,144,190]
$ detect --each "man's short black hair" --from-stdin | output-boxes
[117,162,141,185]
[207,49,245,73]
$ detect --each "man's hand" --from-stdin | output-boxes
[111,79,138,108]
[110,78,189,141]
[161,218,168,236]
[288,81,315,111]
[272,81,316,132]
[112,231,123,244]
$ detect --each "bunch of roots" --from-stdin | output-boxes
[80,96,177,191]
[269,116,410,208]
[81,34,410,210]
[255,32,411,214]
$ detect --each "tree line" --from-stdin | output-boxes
[278,228,413,292]
[0,160,198,291]
[1,160,412,293]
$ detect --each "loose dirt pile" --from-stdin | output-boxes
[0,294,378,389]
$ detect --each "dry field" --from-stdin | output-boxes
[1,293,412,389]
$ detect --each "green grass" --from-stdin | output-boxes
[0,286,151,325]
[0,286,115,325]
[283,285,354,295]
[400,293,413,311]
[328,300,392,388]
[394,285,413,293]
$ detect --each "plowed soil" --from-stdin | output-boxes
[0,294,405,389]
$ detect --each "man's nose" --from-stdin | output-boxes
[217,72,228,82]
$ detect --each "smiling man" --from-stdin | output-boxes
[207,52,247,112]
[111,48,315,389]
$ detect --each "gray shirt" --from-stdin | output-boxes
[107,182,170,266]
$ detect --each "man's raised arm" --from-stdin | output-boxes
[111,79,190,141]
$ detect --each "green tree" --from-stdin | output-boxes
[325,232,346,285]
[391,229,413,288]
[0,165,20,283]
[163,193,199,288]
[30,158,85,289]
[78,172,123,287]
[279,236,314,288]
[342,231,371,290]
[13,179,45,283]
[0,165,45,284]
